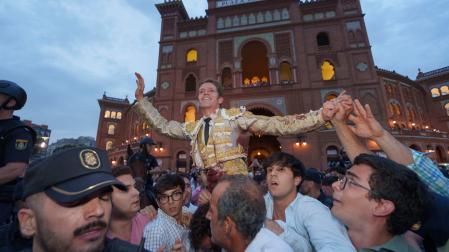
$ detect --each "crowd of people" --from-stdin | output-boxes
[0,77,448,252]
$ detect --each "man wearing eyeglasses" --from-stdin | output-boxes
[331,154,427,251]
[331,98,448,251]
[143,174,192,252]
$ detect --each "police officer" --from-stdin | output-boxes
[0,80,35,225]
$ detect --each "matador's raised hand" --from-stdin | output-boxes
[321,90,352,121]
[135,72,145,101]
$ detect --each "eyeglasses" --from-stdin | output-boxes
[337,175,373,193]
[157,191,183,204]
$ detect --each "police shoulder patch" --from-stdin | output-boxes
[15,139,28,150]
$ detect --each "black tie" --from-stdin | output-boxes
[204,118,211,145]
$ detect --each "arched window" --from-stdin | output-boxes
[325,93,338,101]
[108,124,116,135]
[106,141,113,150]
[388,103,395,116]
[185,74,196,92]
[104,110,111,118]
[279,62,293,82]
[445,103,449,116]
[407,106,414,121]
[241,41,269,87]
[221,67,233,89]
[317,32,330,46]
[431,88,441,97]
[186,49,198,63]
[116,112,122,119]
[184,105,196,123]
[393,103,402,116]
[111,111,117,119]
[440,86,449,96]
[321,60,335,80]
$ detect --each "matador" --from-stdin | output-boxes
[134,73,340,175]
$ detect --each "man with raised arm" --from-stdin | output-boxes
[331,98,449,197]
[134,73,342,176]
[332,98,449,251]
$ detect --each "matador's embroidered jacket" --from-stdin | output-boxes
[136,98,325,175]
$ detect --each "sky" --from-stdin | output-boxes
[1,0,448,143]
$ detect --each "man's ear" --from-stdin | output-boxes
[17,208,37,238]
[218,97,224,105]
[294,176,302,187]
[224,216,235,234]
[373,199,395,217]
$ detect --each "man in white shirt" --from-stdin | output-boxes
[263,152,356,252]
[206,175,292,252]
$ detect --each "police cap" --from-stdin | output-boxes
[140,136,156,146]
[22,147,126,205]
[0,80,27,110]
[303,168,323,184]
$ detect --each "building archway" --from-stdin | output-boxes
[241,41,270,87]
[247,107,281,164]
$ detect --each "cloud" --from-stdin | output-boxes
[361,0,449,77]
[0,0,161,142]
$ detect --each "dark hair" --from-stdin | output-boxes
[189,204,211,250]
[353,154,428,235]
[216,175,265,241]
[199,79,224,97]
[111,165,132,178]
[178,173,191,181]
[154,174,185,195]
[328,164,348,175]
[263,152,305,178]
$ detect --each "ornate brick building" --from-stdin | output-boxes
[96,0,449,170]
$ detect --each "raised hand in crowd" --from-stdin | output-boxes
[321,90,353,121]
[156,239,186,252]
[347,99,413,165]
[347,99,384,139]
[198,189,211,205]
[139,205,157,221]
[170,239,186,252]
[135,72,145,101]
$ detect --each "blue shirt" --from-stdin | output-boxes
[408,149,449,198]
[264,193,356,252]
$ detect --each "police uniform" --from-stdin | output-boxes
[136,98,325,175]
[0,80,35,224]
